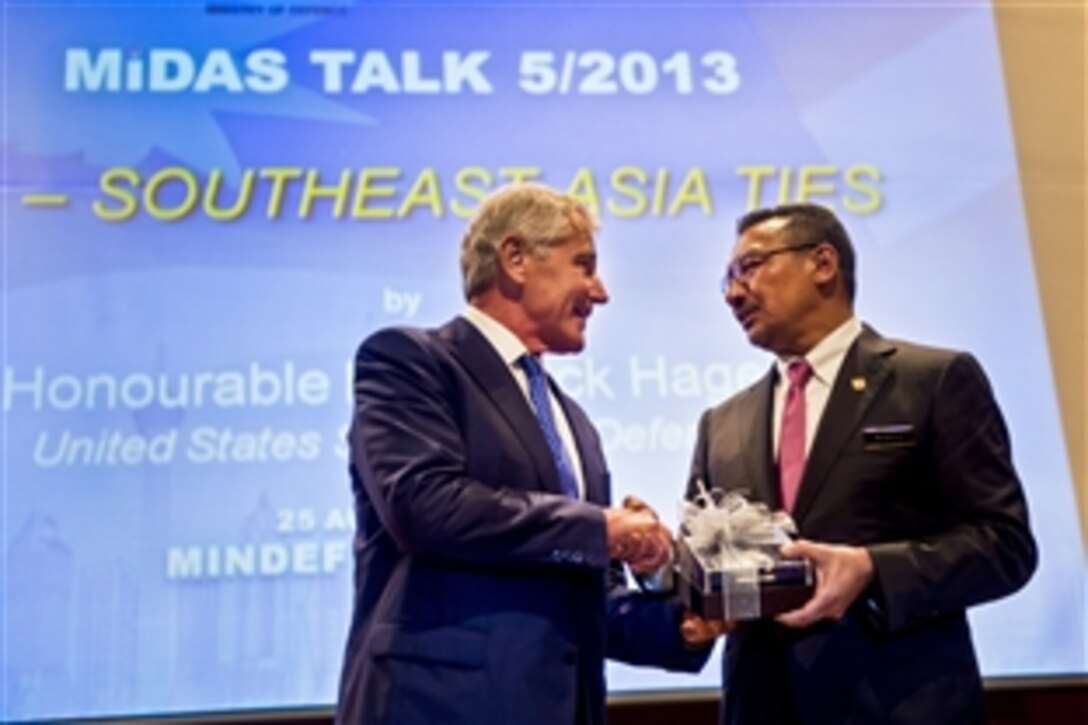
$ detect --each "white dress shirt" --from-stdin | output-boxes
[772,316,864,458]
[462,305,585,498]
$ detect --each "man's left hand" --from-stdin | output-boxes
[775,539,874,629]
[680,611,732,647]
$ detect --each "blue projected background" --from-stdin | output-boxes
[1,1,1084,721]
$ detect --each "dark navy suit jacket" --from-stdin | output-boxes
[335,316,702,725]
[688,325,1036,725]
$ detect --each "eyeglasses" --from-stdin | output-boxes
[720,242,820,292]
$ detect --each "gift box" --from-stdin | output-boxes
[675,487,814,620]
[675,536,814,620]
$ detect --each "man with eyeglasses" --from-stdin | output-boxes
[687,202,1036,724]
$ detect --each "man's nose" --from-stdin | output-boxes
[591,276,609,304]
[723,275,745,308]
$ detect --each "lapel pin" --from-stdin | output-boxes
[850,376,866,392]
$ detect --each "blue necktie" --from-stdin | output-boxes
[519,355,580,498]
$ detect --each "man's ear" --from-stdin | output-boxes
[810,242,839,287]
[498,236,527,284]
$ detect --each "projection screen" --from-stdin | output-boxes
[2,1,1085,721]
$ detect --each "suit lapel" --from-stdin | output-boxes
[791,326,896,525]
[440,318,564,495]
[556,391,608,504]
[742,370,780,508]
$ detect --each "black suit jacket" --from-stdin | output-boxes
[335,316,702,725]
[688,325,1036,725]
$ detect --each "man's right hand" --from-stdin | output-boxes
[603,506,672,573]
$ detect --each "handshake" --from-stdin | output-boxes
[604,492,876,639]
[604,495,731,646]
[603,495,675,575]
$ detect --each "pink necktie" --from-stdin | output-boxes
[778,359,813,512]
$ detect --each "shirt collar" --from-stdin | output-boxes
[776,316,863,386]
[461,305,532,368]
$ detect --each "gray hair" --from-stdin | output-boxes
[460,183,598,299]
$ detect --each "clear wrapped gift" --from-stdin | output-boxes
[675,485,814,620]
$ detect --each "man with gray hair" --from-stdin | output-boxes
[334,183,719,725]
